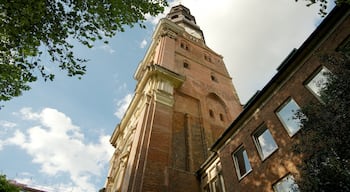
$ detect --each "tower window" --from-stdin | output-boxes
[171,15,178,19]
[180,42,189,51]
[219,113,224,121]
[204,54,212,62]
[211,74,217,82]
[183,62,189,69]
[209,109,214,118]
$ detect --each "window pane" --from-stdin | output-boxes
[307,67,330,97]
[273,174,299,192]
[277,99,303,136]
[213,177,224,192]
[233,147,252,178]
[255,128,278,159]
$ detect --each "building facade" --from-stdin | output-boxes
[105,5,242,192]
[199,5,350,192]
[105,4,350,192]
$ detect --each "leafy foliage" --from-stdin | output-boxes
[295,53,350,191]
[0,175,20,192]
[295,0,350,16]
[0,0,167,102]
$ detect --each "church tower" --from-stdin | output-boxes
[105,5,242,192]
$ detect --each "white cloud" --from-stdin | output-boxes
[19,107,40,120]
[0,120,17,147]
[147,0,330,103]
[0,120,16,128]
[140,39,148,48]
[7,130,26,146]
[97,44,116,54]
[6,108,114,192]
[114,93,133,119]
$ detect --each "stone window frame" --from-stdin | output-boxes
[252,124,279,160]
[232,145,252,180]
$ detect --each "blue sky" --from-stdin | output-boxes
[0,0,332,191]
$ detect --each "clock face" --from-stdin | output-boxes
[184,27,202,39]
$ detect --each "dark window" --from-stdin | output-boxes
[181,42,189,51]
[219,113,224,121]
[171,15,179,19]
[233,146,252,179]
[209,109,214,118]
[183,62,189,68]
[211,75,217,82]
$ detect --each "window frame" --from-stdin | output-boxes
[202,160,226,192]
[232,145,252,180]
[253,125,279,160]
[305,66,331,101]
[273,174,299,192]
[276,98,303,137]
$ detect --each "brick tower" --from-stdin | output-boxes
[105,5,242,192]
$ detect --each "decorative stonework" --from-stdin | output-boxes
[160,27,178,39]
[154,89,174,107]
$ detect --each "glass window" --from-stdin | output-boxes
[233,146,252,179]
[202,161,226,192]
[276,98,304,136]
[273,174,299,192]
[253,126,278,159]
[306,67,330,98]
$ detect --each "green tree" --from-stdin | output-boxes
[0,174,20,192]
[295,53,350,191]
[0,0,167,103]
[295,0,350,16]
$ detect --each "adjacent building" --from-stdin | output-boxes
[105,4,350,192]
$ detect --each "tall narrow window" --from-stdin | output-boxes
[276,98,305,136]
[306,67,330,98]
[209,109,214,118]
[211,74,218,82]
[273,174,299,192]
[233,146,252,179]
[219,113,224,121]
[253,126,278,160]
